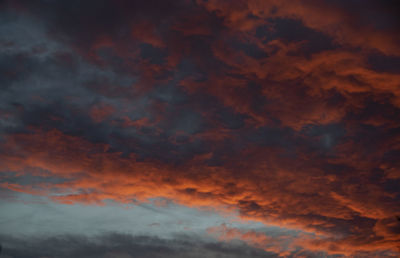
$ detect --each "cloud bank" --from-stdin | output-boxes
[1,0,400,257]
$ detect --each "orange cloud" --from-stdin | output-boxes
[1,128,399,256]
[2,1,400,257]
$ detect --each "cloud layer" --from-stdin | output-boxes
[1,0,400,257]
[0,233,279,258]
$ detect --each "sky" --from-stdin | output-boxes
[0,0,400,257]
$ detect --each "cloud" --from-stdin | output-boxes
[0,233,279,258]
[1,0,400,257]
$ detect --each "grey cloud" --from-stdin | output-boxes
[0,233,279,258]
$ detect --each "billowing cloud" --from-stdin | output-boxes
[1,0,400,257]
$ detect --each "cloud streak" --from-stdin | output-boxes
[0,233,280,258]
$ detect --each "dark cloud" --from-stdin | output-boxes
[0,233,279,258]
[256,18,337,56]
[368,53,400,74]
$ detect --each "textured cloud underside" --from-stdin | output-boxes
[1,0,400,257]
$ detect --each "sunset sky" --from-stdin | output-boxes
[0,0,400,257]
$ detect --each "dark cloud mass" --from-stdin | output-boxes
[0,0,400,257]
[0,233,280,258]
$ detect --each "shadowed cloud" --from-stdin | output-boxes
[1,0,400,257]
